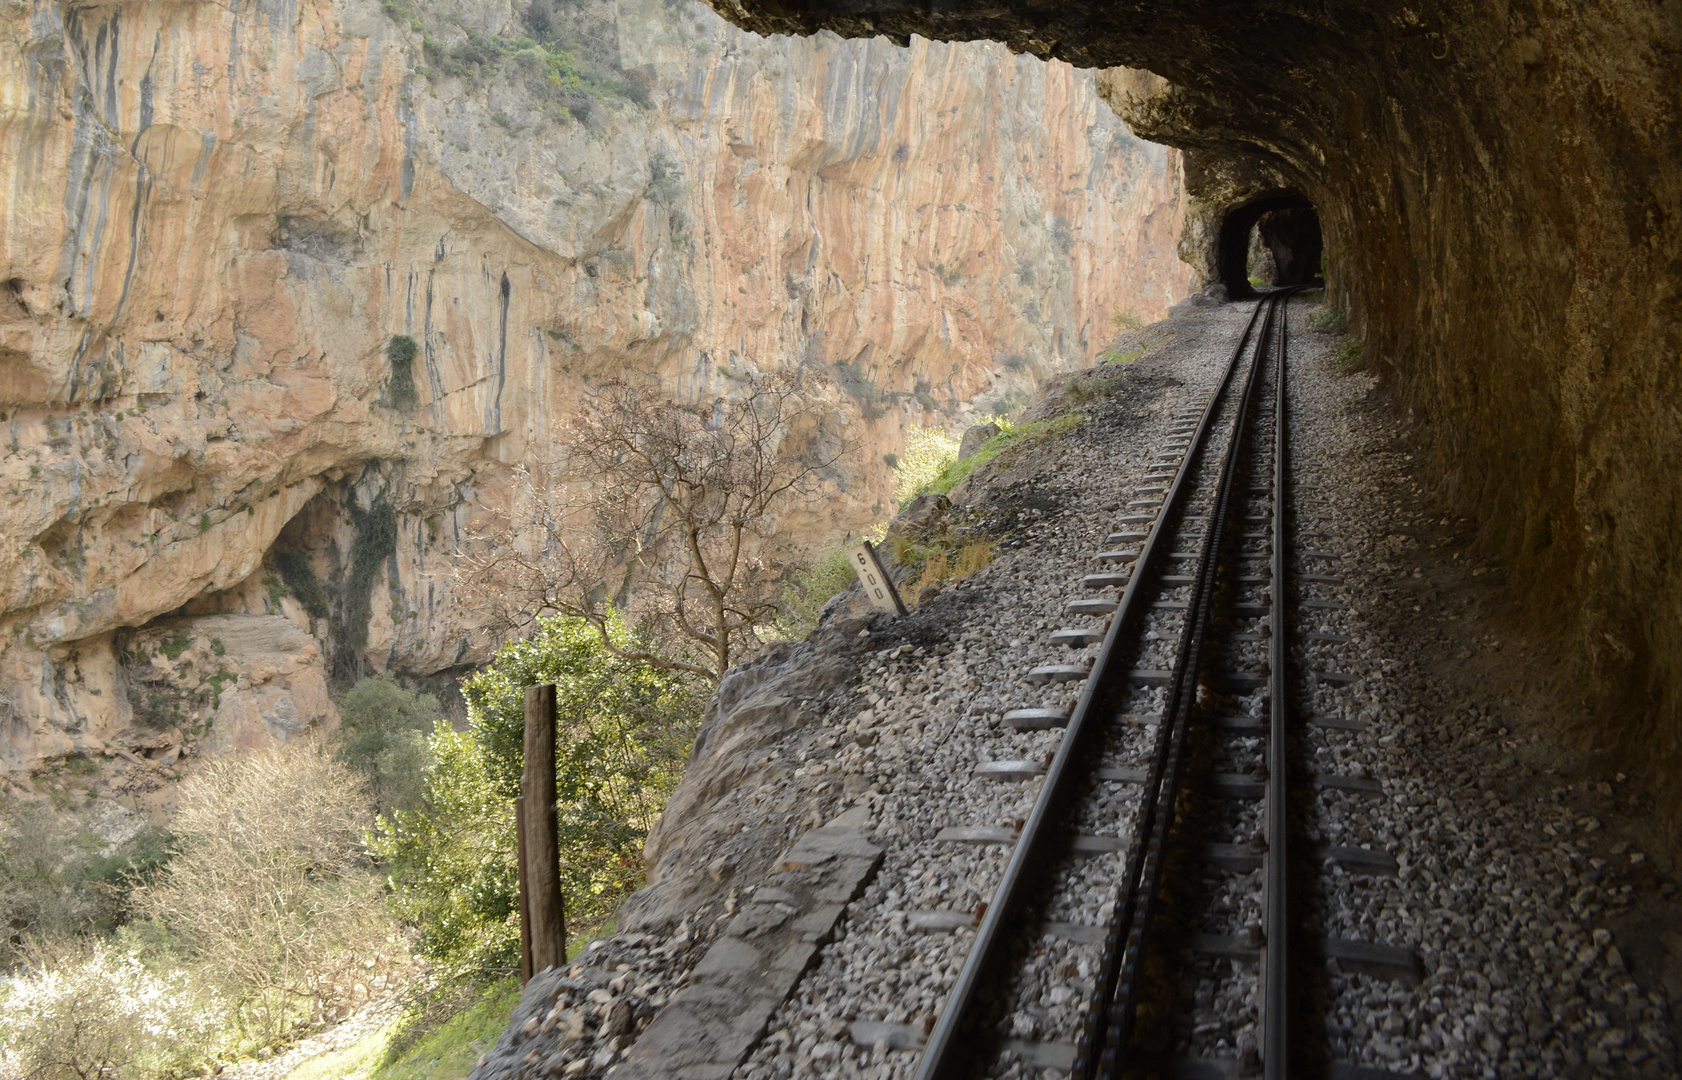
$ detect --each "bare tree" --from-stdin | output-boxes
[132,744,406,1037]
[457,369,847,683]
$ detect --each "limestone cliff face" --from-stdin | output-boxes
[0,0,1191,772]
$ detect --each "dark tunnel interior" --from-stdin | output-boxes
[1219,193,1324,297]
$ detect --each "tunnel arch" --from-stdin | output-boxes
[1218,191,1324,297]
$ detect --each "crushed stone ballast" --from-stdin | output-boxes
[900,289,1420,1080]
[471,300,1679,1080]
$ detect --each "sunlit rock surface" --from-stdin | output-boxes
[0,0,1191,771]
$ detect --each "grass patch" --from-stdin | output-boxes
[368,917,611,1078]
[1063,370,1124,402]
[905,539,996,599]
[1096,346,1145,366]
[911,413,1085,499]
[282,1022,400,1080]
[374,980,521,1080]
[358,918,612,1080]
[1095,323,1172,368]
[569,914,615,962]
[1334,338,1366,373]
[268,979,521,1080]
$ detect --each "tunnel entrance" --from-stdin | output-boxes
[1219,192,1323,297]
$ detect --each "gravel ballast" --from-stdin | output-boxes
[473,298,1682,1080]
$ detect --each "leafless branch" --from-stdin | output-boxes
[455,368,851,682]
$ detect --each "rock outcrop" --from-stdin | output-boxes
[702,0,1682,832]
[0,0,1193,772]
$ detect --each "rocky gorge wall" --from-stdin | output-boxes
[0,0,1193,776]
[703,0,1682,835]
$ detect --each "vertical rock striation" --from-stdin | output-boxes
[0,0,1191,772]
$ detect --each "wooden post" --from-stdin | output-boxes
[521,684,567,976]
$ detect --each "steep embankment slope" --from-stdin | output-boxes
[0,0,1192,777]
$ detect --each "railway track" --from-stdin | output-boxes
[910,291,1421,1080]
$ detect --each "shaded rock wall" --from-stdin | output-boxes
[0,0,1192,771]
[704,0,1682,830]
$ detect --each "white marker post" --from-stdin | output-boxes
[850,541,908,616]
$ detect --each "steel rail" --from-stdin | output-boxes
[1262,292,1293,1078]
[1081,292,1285,1079]
[912,297,1273,1080]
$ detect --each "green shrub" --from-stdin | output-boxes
[460,613,702,809]
[833,360,887,419]
[158,631,193,660]
[80,825,174,928]
[372,725,520,980]
[1051,216,1074,254]
[133,746,399,1040]
[1334,337,1366,372]
[618,77,652,108]
[405,0,653,121]
[0,795,178,946]
[648,152,684,205]
[769,547,864,641]
[373,613,703,977]
[387,336,418,408]
[909,413,1085,499]
[275,551,330,620]
[893,426,960,506]
[130,681,190,732]
[0,938,231,1080]
[337,676,441,817]
[1,805,102,940]
[1308,306,1347,334]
